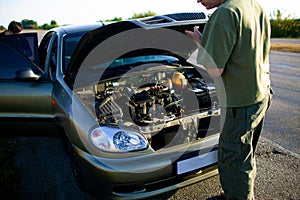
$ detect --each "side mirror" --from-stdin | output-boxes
[14,68,41,81]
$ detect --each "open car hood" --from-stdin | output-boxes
[66,14,207,86]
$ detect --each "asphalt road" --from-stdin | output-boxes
[12,39,300,200]
[264,50,300,154]
[271,38,300,44]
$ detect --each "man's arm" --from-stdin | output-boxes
[185,26,224,79]
[204,66,224,79]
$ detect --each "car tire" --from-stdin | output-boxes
[69,149,88,192]
[58,130,89,193]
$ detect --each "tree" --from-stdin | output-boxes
[130,11,157,19]
[39,20,58,30]
[270,10,300,38]
[49,20,58,28]
[105,17,123,22]
[21,19,38,29]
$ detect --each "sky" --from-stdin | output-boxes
[1,0,299,28]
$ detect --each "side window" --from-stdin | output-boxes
[49,36,58,76]
[42,34,58,81]
[0,33,39,65]
[0,42,35,79]
[38,32,54,71]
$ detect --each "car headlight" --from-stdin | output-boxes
[90,128,111,151]
[89,127,148,152]
[113,130,147,151]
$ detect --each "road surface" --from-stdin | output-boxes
[263,50,300,154]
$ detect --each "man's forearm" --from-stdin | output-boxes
[204,66,224,79]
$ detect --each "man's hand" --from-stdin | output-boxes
[184,26,202,44]
[185,26,224,79]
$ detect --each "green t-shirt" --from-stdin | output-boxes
[198,0,271,107]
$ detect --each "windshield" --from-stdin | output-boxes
[108,55,179,68]
[95,55,180,80]
[72,54,182,89]
[62,31,87,73]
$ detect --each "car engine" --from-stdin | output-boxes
[96,82,182,124]
[78,64,220,150]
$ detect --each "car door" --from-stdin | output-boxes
[0,36,57,136]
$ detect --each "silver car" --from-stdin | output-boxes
[0,13,220,199]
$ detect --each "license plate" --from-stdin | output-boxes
[176,150,218,175]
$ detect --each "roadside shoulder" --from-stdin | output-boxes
[255,137,300,200]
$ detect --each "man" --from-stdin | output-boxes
[185,0,272,199]
[0,21,23,36]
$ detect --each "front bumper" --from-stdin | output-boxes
[73,134,219,200]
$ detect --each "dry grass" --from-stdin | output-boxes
[271,43,300,53]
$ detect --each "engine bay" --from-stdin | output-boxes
[76,61,220,150]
